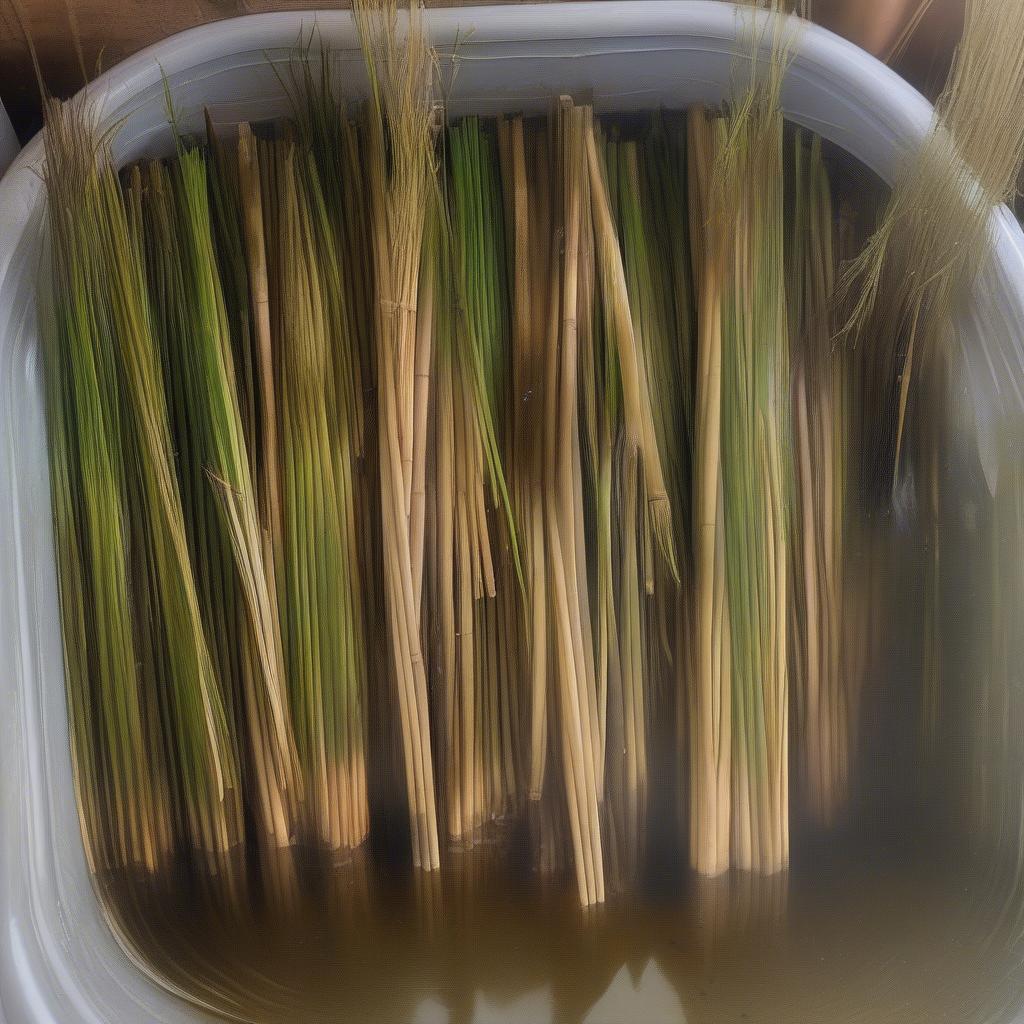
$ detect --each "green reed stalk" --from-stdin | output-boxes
[255,133,370,856]
[719,87,790,875]
[135,141,305,902]
[43,100,173,878]
[44,98,244,894]
[433,116,523,845]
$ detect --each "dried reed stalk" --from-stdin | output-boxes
[687,106,732,877]
[355,0,441,870]
[787,133,850,826]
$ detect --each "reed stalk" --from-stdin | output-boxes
[786,133,851,826]
[252,132,370,857]
[434,116,521,845]
[496,114,544,810]
[131,154,291,904]
[44,97,244,894]
[534,100,605,905]
[355,0,441,870]
[839,0,1024,500]
[584,110,679,585]
[718,79,791,875]
[687,106,732,877]
[43,99,174,878]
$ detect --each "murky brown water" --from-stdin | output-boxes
[91,444,1021,1024]
[102,830,1024,1024]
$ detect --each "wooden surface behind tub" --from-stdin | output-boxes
[0,0,961,146]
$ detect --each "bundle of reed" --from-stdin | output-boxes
[355,0,441,871]
[537,99,605,905]
[787,133,851,827]
[599,121,692,887]
[287,56,368,464]
[613,122,693,593]
[43,97,174,879]
[830,0,1024,869]
[256,132,371,858]
[585,111,680,587]
[839,0,1024,501]
[431,115,521,845]
[495,115,570,877]
[716,58,793,874]
[676,11,804,886]
[130,141,302,899]
[286,56,391,865]
[530,99,686,900]
[43,97,244,895]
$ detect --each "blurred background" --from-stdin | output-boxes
[0,0,965,145]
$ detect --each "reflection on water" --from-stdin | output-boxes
[101,836,1024,1024]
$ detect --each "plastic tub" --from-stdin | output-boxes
[2,5,1023,1022]
[0,102,17,179]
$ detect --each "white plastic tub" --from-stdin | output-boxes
[0,102,17,179]
[2,5,1023,1022]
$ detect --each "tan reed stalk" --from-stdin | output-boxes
[498,117,553,818]
[496,114,536,809]
[203,128,307,897]
[687,105,732,877]
[412,235,434,618]
[787,133,850,826]
[605,123,696,884]
[595,129,645,888]
[718,59,791,875]
[584,109,679,584]
[355,0,440,870]
[237,123,285,587]
[534,99,605,906]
